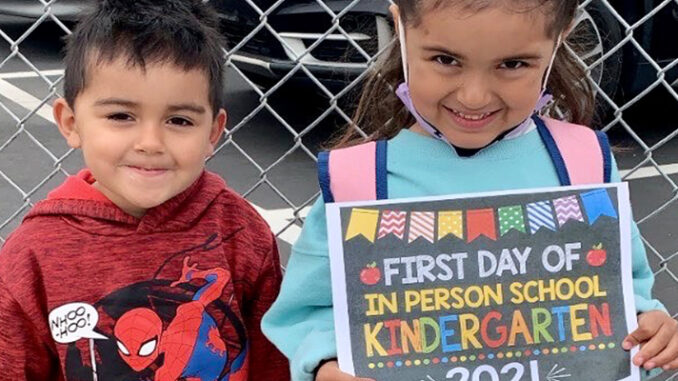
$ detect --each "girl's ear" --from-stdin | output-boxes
[53,98,82,149]
[390,4,401,36]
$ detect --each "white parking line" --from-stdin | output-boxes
[620,164,678,180]
[0,69,64,79]
[0,78,54,122]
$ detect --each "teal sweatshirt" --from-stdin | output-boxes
[261,127,665,381]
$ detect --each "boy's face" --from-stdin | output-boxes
[54,58,226,218]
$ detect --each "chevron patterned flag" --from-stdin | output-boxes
[378,210,406,239]
[438,211,463,240]
[554,195,585,227]
[408,211,435,243]
[581,189,618,225]
[498,205,526,236]
[527,200,556,234]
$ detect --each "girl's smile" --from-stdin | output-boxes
[395,4,558,148]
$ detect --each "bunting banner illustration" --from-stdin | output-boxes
[527,200,556,234]
[408,211,435,243]
[438,211,463,240]
[498,205,526,236]
[466,208,497,242]
[554,195,585,227]
[581,189,618,225]
[378,210,406,240]
[345,208,379,242]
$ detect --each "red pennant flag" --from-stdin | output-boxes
[467,208,497,242]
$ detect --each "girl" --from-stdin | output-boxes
[262,1,678,380]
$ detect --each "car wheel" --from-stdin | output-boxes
[570,1,624,122]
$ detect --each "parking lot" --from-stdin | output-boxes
[0,7,677,313]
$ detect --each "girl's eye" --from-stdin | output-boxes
[500,60,528,70]
[107,113,134,122]
[433,55,459,66]
[168,117,193,127]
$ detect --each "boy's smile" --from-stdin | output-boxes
[54,58,226,218]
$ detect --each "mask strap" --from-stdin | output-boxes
[398,16,409,83]
[541,34,562,93]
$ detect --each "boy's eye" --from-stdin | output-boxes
[500,60,528,70]
[168,117,194,127]
[433,55,459,66]
[107,113,134,122]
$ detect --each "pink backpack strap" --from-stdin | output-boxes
[318,140,388,203]
[536,116,611,185]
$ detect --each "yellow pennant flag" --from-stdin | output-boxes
[438,211,463,240]
[345,208,379,243]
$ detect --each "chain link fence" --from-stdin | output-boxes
[0,0,677,376]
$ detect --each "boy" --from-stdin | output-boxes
[0,0,290,380]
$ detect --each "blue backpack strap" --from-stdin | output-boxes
[535,116,611,185]
[375,140,388,199]
[595,130,612,183]
[317,150,334,203]
[534,116,572,186]
[317,140,389,203]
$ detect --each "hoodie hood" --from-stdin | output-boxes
[26,169,226,236]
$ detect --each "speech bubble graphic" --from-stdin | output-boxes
[49,303,108,344]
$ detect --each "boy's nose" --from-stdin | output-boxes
[134,124,165,154]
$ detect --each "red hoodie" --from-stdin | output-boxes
[0,169,290,381]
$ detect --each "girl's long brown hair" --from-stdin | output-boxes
[331,0,595,148]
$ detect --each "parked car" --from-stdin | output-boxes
[2,0,676,103]
[0,0,89,22]
[214,0,678,104]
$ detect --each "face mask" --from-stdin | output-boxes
[394,16,562,148]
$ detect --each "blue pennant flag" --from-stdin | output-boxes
[527,201,556,234]
[581,189,618,225]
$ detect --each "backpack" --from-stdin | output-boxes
[318,116,612,203]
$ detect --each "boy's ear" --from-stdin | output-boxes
[53,98,82,149]
[207,108,227,156]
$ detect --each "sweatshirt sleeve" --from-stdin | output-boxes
[610,155,666,313]
[246,233,290,380]
[262,198,336,381]
[0,277,57,380]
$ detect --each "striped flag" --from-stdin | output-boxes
[554,195,584,227]
[527,201,556,234]
[438,211,463,240]
[408,211,435,243]
[378,210,406,240]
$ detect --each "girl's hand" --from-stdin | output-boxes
[623,310,678,370]
[316,360,375,381]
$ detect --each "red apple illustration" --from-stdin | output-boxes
[587,243,607,267]
[360,262,381,286]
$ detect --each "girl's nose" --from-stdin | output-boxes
[456,74,493,110]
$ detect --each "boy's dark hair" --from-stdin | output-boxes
[64,0,226,116]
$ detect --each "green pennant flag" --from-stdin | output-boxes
[499,205,526,236]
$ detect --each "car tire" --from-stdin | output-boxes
[571,1,624,123]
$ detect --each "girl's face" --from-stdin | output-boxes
[397,4,559,148]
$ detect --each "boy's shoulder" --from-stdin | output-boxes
[206,171,272,233]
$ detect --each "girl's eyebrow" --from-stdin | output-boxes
[421,46,543,61]
[500,53,544,61]
[421,45,466,60]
